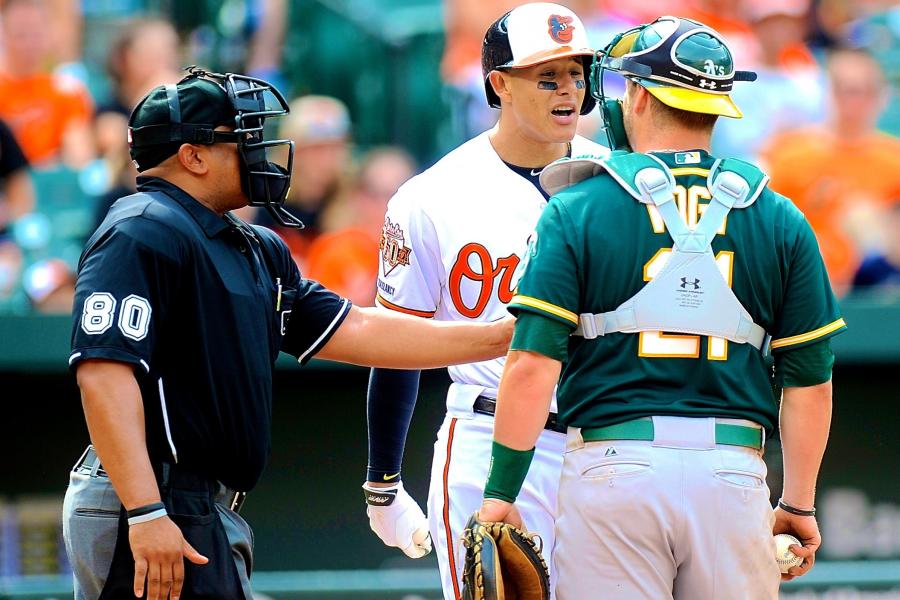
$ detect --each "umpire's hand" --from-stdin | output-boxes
[773,508,820,582]
[129,516,208,600]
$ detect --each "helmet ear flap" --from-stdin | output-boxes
[579,94,597,116]
[578,54,597,115]
[484,73,502,109]
[482,11,514,108]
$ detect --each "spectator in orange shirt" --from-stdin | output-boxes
[305,147,416,306]
[762,47,900,294]
[0,0,94,167]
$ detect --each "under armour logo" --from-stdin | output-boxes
[698,79,717,89]
[680,277,701,290]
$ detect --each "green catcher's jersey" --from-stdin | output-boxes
[508,150,846,432]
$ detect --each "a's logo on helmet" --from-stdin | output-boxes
[703,59,726,76]
[548,15,574,44]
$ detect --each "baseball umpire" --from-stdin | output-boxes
[361,3,606,597]
[478,16,846,599]
[63,68,512,600]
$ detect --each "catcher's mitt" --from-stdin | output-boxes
[461,512,550,600]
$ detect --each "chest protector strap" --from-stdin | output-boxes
[568,153,770,352]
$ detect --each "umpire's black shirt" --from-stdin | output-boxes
[70,177,351,491]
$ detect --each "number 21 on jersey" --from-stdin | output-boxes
[640,184,733,361]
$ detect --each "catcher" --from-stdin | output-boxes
[478,14,843,600]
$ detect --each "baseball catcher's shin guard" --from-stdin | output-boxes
[461,512,550,600]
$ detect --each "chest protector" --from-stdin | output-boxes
[540,152,771,353]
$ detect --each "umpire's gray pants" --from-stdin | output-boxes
[62,469,254,600]
[554,417,781,600]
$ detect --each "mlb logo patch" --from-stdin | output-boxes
[675,151,701,165]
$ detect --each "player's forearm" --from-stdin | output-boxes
[483,351,559,503]
[77,360,161,510]
[780,380,832,508]
[318,306,512,368]
[366,368,420,485]
[494,351,560,451]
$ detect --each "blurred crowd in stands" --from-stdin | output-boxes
[0,0,897,316]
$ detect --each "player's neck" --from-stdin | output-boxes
[630,127,711,155]
[488,126,570,169]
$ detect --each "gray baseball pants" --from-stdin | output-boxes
[62,464,254,600]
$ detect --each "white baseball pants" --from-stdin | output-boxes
[554,416,781,600]
[427,413,565,600]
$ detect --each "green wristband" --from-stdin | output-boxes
[483,441,535,503]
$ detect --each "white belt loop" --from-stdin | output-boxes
[89,455,102,478]
[566,427,585,452]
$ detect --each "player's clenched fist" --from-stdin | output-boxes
[362,481,432,558]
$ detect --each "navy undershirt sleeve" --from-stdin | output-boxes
[366,367,421,482]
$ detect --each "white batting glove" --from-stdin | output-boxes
[362,481,432,558]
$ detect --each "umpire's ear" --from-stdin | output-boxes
[488,70,513,106]
[175,143,209,175]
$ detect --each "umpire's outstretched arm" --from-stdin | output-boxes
[316,306,513,369]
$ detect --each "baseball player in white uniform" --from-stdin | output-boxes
[361,4,607,598]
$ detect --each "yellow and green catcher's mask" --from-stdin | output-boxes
[591,16,758,150]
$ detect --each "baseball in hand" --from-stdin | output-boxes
[774,533,804,573]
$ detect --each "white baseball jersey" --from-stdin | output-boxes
[376,130,607,414]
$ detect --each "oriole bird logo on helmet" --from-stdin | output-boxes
[548,15,574,44]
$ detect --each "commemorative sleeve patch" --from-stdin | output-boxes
[380,217,412,275]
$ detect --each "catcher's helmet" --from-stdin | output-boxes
[482,2,596,115]
[595,16,757,118]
